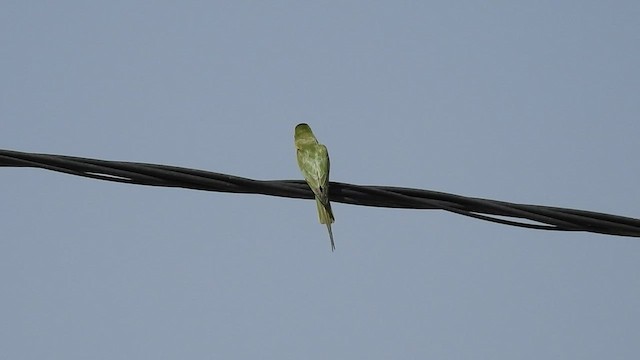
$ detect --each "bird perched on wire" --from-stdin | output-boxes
[294,123,335,251]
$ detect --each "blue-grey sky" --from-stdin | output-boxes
[2,2,639,359]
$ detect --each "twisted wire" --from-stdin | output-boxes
[2,149,639,237]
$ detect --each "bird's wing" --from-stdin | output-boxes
[316,144,330,205]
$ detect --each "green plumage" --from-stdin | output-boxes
[294,123,335,251]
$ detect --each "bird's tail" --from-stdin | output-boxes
[316,199,335,251]
[326,223,335,252]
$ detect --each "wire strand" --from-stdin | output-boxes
[2,149,639,237]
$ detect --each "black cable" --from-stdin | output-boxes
[2,149,639,237]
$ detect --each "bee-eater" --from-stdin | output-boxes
[294,123,335,251]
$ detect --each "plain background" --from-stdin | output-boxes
[2,1,639,359]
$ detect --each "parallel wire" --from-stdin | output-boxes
[2,149,639,238]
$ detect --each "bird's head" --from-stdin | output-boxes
[294,123,318,146]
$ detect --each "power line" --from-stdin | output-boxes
[2,149,639,237]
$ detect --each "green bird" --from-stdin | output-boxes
[294,123,335,251]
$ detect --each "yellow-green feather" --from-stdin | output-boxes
[294,123,335,251]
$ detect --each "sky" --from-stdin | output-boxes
[1,1,639,359]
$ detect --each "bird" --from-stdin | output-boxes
[294,123,335,251]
